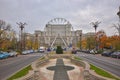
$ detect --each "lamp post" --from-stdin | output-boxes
[117,6,120,36]
[17,22,26,52]
[79,33,82,50]
[35,34,38,50]
[91,21,101,50]
[117,6,120,22]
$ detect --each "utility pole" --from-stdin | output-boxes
[17,22,27,52]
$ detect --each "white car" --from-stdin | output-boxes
[22,51,29,55]
[39,47,45,53]
[9,51,18,57]
[39,49,45,53]
[90,50,97,54]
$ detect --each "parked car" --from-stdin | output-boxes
[81,50,89,53]
[111,51,120,58]
[90,50,97,54]
[2,52,10,58]
[27,49,34,53]
[39,49,45,53]
[47,48,51,52]
[22,50,29,55]
[39,47,45,53]
[101,50,114,57]
[117,52,120,58]
[9,51,18,57]
[71,48,77,54]
[0,53,6,59]
[63,48,66,51]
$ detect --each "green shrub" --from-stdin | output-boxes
[97,49,103,54]
[56,46,63,54]
[16,50,22,55]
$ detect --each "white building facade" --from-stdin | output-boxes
[35,18,82,48]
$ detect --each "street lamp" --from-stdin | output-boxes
[35,34,38,50]
[117,6,120,36]
[79,33,82,50]
[117,6,120,22]
[17,22,27,52]
[90,21,101,50]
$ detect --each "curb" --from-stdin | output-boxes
[83,61,116,80]
[6,63,32,80]
[16,56,49,80]
[6,56,45,80]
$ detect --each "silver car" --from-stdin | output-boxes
[9,51,18,57]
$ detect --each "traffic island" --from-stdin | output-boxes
[13,54,119,80]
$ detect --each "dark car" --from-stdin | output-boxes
[101,50,114,57]
[63,48,67,51]
[111,51,120,58]
[47,48,51,52]
[118,52,120,58]
[71,48,77,54]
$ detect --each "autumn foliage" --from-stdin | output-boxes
[79,30,120,50]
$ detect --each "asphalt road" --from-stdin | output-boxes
[75,52,120,78]
[0,53,46,80]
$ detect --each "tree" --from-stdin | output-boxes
[0,20,18,51]
[86,36,95,50]
[56,46,63,54]
[96,30,107,49]
[0,20,11,38]
[81,39,87,49]
[26,39,33,49]
[8,30,17,50]
[109,35,120,50]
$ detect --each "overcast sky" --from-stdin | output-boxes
[0,0,119,36]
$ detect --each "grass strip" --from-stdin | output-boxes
[39,57,45,60]
[7,65,32,80]
[49,51,56,54]
[74,56,82,60]
[90,64,120,80]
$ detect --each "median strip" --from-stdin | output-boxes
[74,56,120,80]
[7,65,32,80]
[90,64,120,80]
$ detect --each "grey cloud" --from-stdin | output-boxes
[0,0,119,35]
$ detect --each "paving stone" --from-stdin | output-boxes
[47,58,74,80]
